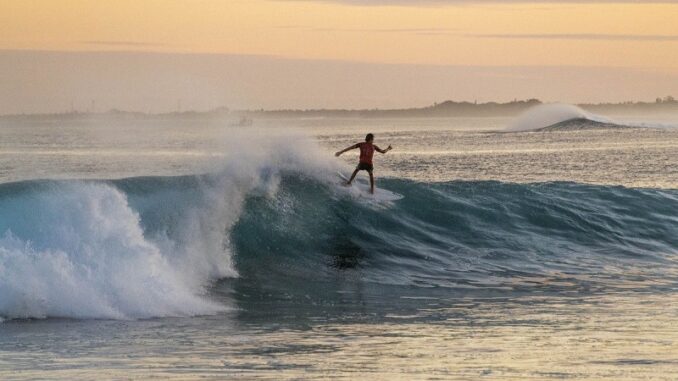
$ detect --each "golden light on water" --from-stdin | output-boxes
[3,294,677,379]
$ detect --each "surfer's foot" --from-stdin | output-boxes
[344,181,352,187]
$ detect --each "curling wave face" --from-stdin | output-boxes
[1,164,677,321]
[233,175,678,293]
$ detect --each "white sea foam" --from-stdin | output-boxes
[0,183,224,319]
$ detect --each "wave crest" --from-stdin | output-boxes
[0,182,223,319]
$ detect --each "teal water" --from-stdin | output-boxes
[0,115,677,379]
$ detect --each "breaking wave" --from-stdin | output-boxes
[506,103,615,131]
[0,139,677,320]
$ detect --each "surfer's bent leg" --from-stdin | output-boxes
[368,170,374,194]
[347,168,360,185]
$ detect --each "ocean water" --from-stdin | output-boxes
[0,108,677,380]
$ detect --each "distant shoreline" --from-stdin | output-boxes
[2,98,677,120]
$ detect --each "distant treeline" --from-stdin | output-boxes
[241,99,545,118]
[580,96,678,114]
[0,107,232,121]
[240,97,678,118]
[2,98,677,120]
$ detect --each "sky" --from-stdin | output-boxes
[1,0,677,113]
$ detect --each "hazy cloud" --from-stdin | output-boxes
[272,27,678,40]
[276,0,678,5]
[80,41,168,48]
[470,34,678,41]
[274,26,459,34]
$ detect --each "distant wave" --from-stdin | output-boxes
[536,118,636,131]
[506,103,619,132]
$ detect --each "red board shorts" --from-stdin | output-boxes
[357,162,373,171]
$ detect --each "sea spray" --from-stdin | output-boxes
[0,133,343,320]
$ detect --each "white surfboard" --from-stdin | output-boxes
[336,172,403,202]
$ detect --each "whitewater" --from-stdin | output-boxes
[0,106,677,380]
[0,131,347,319]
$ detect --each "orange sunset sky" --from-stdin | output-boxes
[1,0,677,113]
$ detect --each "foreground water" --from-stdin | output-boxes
[0,112,677,379]
[2,294,677,380]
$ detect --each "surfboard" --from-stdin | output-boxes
[336,172,403,202]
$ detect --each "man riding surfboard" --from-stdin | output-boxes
[335,133,392,194]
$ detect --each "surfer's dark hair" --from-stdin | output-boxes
[365,133,374,142]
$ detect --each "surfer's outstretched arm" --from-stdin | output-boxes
[375,145,393,154]
[335,143,360,157]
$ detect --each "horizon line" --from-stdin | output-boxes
[2,98,677,118]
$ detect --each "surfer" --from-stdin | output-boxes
[335,133,392,194]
